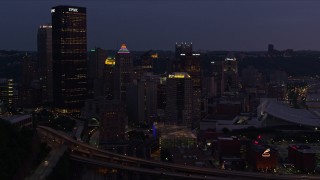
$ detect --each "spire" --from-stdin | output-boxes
[118,43,130,54]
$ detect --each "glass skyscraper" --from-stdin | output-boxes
[51,6,87,113]
[37,24,53,103]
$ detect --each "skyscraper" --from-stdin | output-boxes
[103,57,116,100]
[224,53,239,93]
[173,42,202,123]
[51,6,87,113]
[115,43,133,102]
[82,98,127,144]
[88,48,108,80]
[20,53,40,108]
[175,42,192,58]
[87,48,108,98]
[127,73,158,124]
[166,72,193,127]
[37,24,53,103]
[99,99,127,143]
[0,79,17,107]
[268,44,274,53]
[209,60,225,98]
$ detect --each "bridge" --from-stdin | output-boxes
[37,125,318,179]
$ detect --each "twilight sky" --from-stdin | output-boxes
[0,0,320,51]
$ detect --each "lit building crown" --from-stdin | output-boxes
[168,72,191,79]
[151,53,158,59]
[225,52,236,61]
[117,43,130,54]
[105,57,115,65]
[39,24,52,29]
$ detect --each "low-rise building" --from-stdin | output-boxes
[247,144,278,171]
[288,144,319,172]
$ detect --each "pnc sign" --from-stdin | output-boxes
[69,8,78,12]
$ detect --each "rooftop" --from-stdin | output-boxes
[259,98,320,127]
[118,43,130,54]
[0,114,32,124]
[168,72,191,79]
[289,144,320,154]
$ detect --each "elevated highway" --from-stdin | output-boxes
[37,125,318,179]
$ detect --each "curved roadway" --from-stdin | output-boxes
[38,125,318,180]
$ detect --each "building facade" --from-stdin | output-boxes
[87,48,108,98]
[166,72,193,126]
[37,24,53,103]
[104,57,116,100]
[0,79,17,107]
[115,43,133,102]
[173,43,202,124]
[127,73,158,124]
[51,6,87,113]
[223,54,239,94]
[82,98,127,144]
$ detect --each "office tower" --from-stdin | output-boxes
[165,72,193,127]
[185,53,202,120]
[37,24,53,103]
[157,75,167,110]
[104,57,116,100]
[224,53,239,93]
[175,42,192,58]
[99,99,127,143]
[140,51,168,75]
[143,74,158,122]
[210,60,225,98]
[51,6,87,113]
[82,98,127,143]
[20,53,40,108]
[115,43,133,101]
[153,56,169,75]
[88,48,108,98]
[140,50,154,73]
[127,73,158,124]
[22,53,35,87]
[127,80,144,123]
[241,66,264,88]
[173,42,202,122]
[268,44,274,53]
[88,48,108,79]
[0,79,16,107]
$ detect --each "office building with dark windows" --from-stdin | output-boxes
[173,42,202,124]
[127,73,158,124]
[165,72,193,126]
[20,53,41,108]
[223,53,239,94]
[88,48,108,98]
[175,42,192,58]
[51,6,87,113]
[37,24,53,103]
[115,43,133,102]
[103,57,116,100]
[0,79,17,107]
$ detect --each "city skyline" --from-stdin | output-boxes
[2,2,320,179]
[1,0,320,51]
